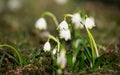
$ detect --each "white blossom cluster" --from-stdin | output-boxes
[71,13,95,29]
[34,11,96,71]
[58,21,71,41]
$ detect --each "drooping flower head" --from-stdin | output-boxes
[43,41,51,52]
[58,20,68,30]
[72,13,83,29]
[58,20,71,41]
[59,29,71,41]
[35,18,47,30]
[52,48,57,55]
[84,17,95,29]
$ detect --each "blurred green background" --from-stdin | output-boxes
[0,0,120,51]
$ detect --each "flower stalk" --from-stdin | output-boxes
[64,14,73,20]
[42,11,59,26]
[48,34,60,52]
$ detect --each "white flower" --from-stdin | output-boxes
[35,18,47,30]
[84,17,95,29]
[72,13,83,29]
[52,48,57,55]
[54,0,68,5]
[8,0,22,11]
[57,50,66,69]
[59,29,71,41]
[58,20,71,41]
[43,41,51,52]
[58,21,68,30]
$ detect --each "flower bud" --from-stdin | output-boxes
[43,41,51,52]
[52,48,57,55]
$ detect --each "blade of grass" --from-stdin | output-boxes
[0,44,23,66]
[83,47,93,68]
[86,28,99,57]
[85,27,99,67]
[3,51,19,65]
[0,53,5,67]
[73,44,83,65]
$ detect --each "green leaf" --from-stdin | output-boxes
[73,44,83,65]
[0,53,5,67]
[67,53,73,68]
[85,27,99,67]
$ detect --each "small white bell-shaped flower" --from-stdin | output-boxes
[59,29,71,41]
[52,48,57,55]
[58,20,68,30]
[72,13,83,29]
[84,17,95,29]
[43,41,51,52]
[35,18,47,30]
[57,50,66,69]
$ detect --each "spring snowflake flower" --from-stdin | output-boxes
[52,48,57,55]
[84,17,95,29]
[57,50,66,69]
[59,29,71,41]
[8,0,22,11]
[72,13,83,29]
[58,20,71,41]
[58,21,68,30]
[43,41,51,52]
[35,18,47,30]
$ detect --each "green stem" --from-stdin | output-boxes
[64,14,73,21]
[0,44,23,66]
[42,12,59,26]
[48,34,60,52]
